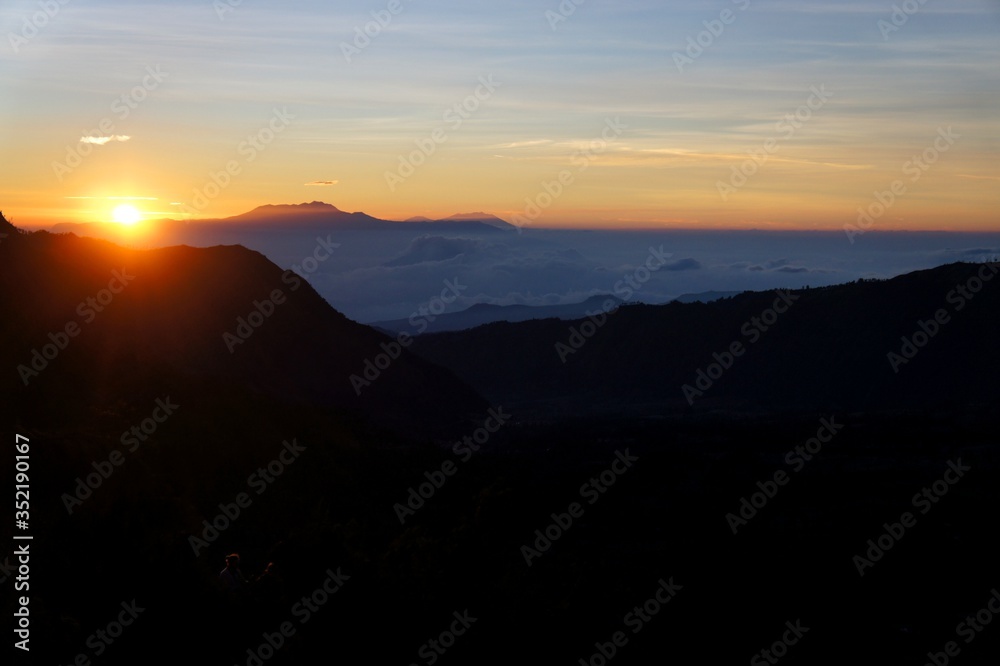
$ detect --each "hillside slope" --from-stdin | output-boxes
[409,263,1000,417]
[1,214,486,433]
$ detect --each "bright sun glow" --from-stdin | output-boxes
[111,204,142,226]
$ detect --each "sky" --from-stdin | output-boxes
[1,0,998,230]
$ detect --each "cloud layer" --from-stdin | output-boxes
[79,135,130,145]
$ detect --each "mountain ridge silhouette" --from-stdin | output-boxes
[407,262,1000,418]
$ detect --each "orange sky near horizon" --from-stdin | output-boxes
[7,135,997,232]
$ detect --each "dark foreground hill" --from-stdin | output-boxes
[0,214,496,664]
[408,262,1000,418]
[3,213,999,666]
[1,214,486,432]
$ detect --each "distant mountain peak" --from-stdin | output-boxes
[220,201,392,226]
[444,212,502,222]
[441,212,515,230]
[239,201,343,217]
[445,211,491,219]
[397,211,515,230]
[218,204,515,230]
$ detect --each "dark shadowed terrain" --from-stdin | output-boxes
[3,213,999,665]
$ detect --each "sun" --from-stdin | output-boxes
[111,204,142,226]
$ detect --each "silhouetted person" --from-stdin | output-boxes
[219,553,247,592]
